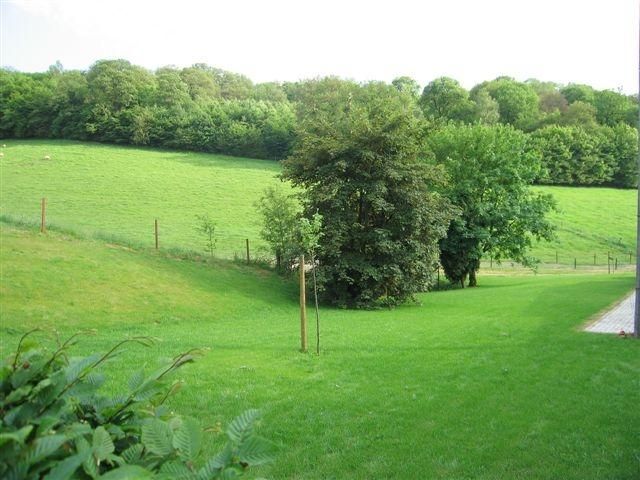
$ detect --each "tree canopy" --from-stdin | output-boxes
[428,124,555,287]
[283,80,455,307]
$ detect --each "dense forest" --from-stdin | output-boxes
[0,59,637,187]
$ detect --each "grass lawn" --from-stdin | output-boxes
[1,224,638,479]
[0,140,636,266]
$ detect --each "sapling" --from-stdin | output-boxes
[299,213,323,354]
[196,214,217,257]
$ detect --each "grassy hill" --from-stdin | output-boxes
[0,140,636,265]
[0,140,282,258]
[531,186,636,265]
[1,224,638,479]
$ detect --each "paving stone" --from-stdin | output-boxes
[586,292,635,334]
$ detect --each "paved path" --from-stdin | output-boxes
[585,292,635,334]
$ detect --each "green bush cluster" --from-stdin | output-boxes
[0,61,295,160]
[0,331,274,479]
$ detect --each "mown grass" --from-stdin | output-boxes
[0,140,282,258]
[1,224,638,479]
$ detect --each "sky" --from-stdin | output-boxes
[1,0,638,93]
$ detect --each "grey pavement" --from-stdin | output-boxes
[585,292,635,334]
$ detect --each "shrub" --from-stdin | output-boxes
[0,330,274,479]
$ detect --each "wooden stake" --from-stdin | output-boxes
[246,239,250,264]
[154,219,159,250]
[311,258,320,355]
[40,198,46,233]
[299,255,308,352]
[555,251,558,264]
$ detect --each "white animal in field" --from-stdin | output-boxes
[0,152,4,157]
[1,144,5,148]
[43,155,51,160]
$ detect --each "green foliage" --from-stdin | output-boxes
[559,101,597,128]
[196,214,217,257]
[476,77,540,130]
[0,61,295,160]
[0,331,274,479]
[420,77,473,123]
[593,89,636,127]
[560,84,596,105]
[428,124,555,286]
[284,80,455,307]
[531,124,636,187]
[256,185,302,272]
[391,76,421,98]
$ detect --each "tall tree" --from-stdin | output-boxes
[420,77,473,123]
[428,124,555,287]
[477,77,540,130]
[471,88,500,124]
[391,76,421,98]
[560,84,596,105]
[594,90,635,127]
[284,80,454,307]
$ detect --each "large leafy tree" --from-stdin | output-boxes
[391,76,421,99]
[283,80,455,307]
[428,124,555,287]
[420,77,474,123]
[475,77,540,130]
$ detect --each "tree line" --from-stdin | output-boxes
[1,59,637,187]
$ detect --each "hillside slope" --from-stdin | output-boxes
[0,140,282,257]
[0,140,636,265]
[1,224,637,479]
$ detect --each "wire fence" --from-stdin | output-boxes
[2,197,636,274]
[1,197,271,263]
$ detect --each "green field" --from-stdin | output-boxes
[531,186,636,265]
[1,224,638,479]
[0,140,636,265]
[0,140,282,258]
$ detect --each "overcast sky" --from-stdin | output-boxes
[1,0,638,93]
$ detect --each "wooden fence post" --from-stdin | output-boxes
[154,219,159,250]
[246,239,250,264]
[555,251,558,264]
[574,258,577,269]
[299,255,308,352]
[40,198,46,233]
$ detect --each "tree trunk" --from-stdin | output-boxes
[468,269,477,287]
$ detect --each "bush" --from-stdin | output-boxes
[0,330,274,479]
